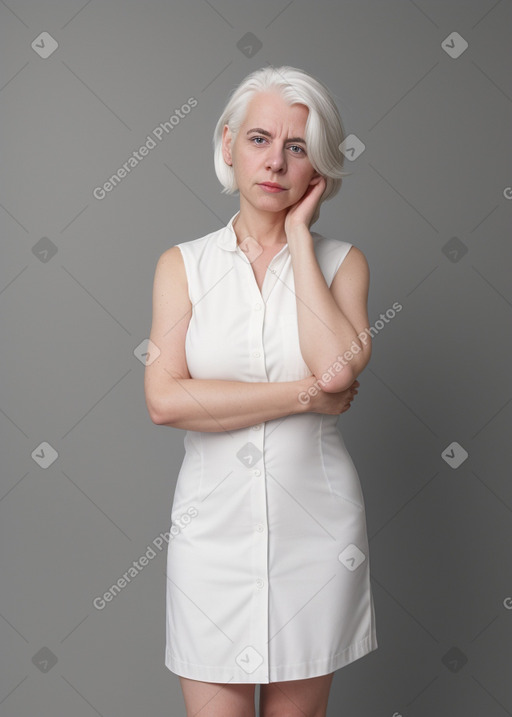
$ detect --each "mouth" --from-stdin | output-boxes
[258,182,287,192]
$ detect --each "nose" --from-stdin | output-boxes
[265,144,286,172]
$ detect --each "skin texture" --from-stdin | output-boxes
[179,672,334,717]
[221,90,323,246]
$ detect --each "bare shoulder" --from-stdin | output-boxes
[144,245,193,421]
[328,244,371,353]
[156,244,187,283]
[153,245,191,306]
[331,244,370,287]
[342,245,369,271]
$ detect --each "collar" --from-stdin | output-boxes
[216,211,297,252]
[216,211,242,251]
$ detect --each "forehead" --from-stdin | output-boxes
[241,91,309,130]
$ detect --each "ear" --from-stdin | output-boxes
[221,125,233,166]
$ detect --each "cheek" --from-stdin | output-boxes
[295,176,313,194]
[236,156,254,177]
[294,166,314,185]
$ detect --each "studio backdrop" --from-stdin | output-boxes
[1,1,511,716]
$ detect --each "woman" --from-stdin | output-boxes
[145,65,378,717]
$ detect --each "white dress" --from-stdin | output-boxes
[165,211,378,683]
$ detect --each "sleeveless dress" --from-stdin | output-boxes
[165,211,378,683]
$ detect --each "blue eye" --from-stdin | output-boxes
[250,137,305,154]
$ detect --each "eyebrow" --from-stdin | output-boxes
[246,128,306,145]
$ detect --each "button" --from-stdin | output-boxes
[252,424,262,430]
[256,524,264,532]
[254,303,262,310]
[253,469,261,477]
[256,578,264,589]
[252,351,261,358]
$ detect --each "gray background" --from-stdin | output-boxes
[1,1,511,715]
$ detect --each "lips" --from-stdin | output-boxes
[259,182,285,189]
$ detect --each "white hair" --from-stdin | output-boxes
[212,65,350,226]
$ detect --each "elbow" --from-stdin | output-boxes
[150,398,184,427]
[146,395,169,426]
[149,406,178,426]
[316,364,355,393]
[144,376,180,425]
[149,403,181,426]
[149,409,163,425]
[309,338,372,393]
[147,401,163,425]
[322,352,371,392]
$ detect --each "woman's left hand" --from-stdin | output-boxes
[284,175,326,234]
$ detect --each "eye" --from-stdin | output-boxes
[250,137,306,154]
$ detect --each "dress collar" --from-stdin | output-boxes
[216,211,296,253]
[215,211,241,251]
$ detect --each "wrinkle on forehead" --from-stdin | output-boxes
[240,91,309,139]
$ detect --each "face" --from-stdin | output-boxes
[221,90,320,214]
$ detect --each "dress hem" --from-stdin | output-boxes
[165,630,378,684]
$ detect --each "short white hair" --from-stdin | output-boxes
[212,65,350,226]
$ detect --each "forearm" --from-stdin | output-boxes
[288,225,367,389]
[154,377,307,432]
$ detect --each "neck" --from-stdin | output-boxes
[233,200,289,247]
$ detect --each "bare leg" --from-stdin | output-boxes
[259,672,334,717]
[179,676,256,717]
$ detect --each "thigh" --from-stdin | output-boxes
[259,672,334,717]
[179,676,256,717]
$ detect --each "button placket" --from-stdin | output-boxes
[235,241,287,677]
[241,270,269,669]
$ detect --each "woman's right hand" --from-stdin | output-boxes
[297,375,360,415]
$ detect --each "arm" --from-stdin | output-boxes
[286,225,372,393]
[144,245,311,431]
[155,376,311,432]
